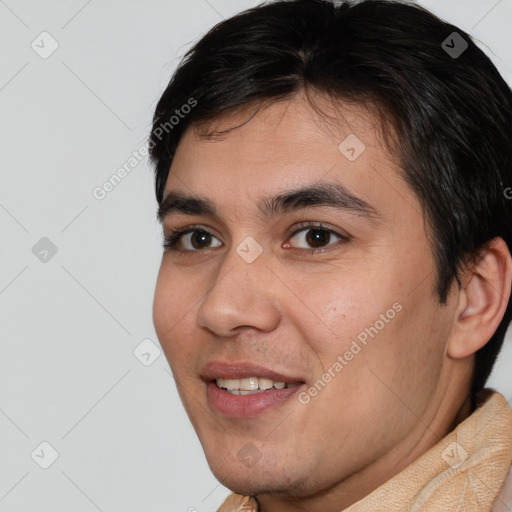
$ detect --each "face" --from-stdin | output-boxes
[152,91,459,501]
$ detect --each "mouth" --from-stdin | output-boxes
[215,376,303,395]
[201,361,306,417]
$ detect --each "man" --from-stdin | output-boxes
[148,0,512,510]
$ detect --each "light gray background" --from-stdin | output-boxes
[1,1,511,511]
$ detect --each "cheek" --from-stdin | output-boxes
[152,264,201,372]
[285,267,396,361]
[288,259,444,412]
[152,268,176,343]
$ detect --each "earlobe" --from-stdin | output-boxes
[447,237,512,360]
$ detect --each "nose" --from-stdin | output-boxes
[196,244,281,338]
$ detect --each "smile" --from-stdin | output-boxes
[215,376,301,394]
[202,361,306,417]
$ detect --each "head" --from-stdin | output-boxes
[149,0,512,507]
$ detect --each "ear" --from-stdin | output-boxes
[447,237,512,359]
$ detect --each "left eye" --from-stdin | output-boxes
[287,226,345,250]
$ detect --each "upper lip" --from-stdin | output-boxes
[201,360,305,384]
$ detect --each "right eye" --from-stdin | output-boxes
[162,227,223,253]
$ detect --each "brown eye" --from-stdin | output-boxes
[288,227,344,250]
[305,228,331,248]
[189,231,213,249]
[181,230,222,251]
[163,229,222,252]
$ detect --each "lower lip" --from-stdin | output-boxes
[206,381,305,418]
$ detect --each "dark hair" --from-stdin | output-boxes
[148,0,512,407]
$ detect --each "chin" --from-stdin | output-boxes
[207,452,305,497]
[215,473,288,498]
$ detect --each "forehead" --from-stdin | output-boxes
[163,91,415,223]
[183,92,386,163]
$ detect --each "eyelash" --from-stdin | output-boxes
[161,222,349,255]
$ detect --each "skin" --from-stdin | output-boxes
[152,90,512,512]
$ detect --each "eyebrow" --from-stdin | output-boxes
[157,181,380,224]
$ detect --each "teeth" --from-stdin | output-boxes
[258,378,274,390]
[215,377,291,393]
[240,377,259,391]
[224,378,239,389]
